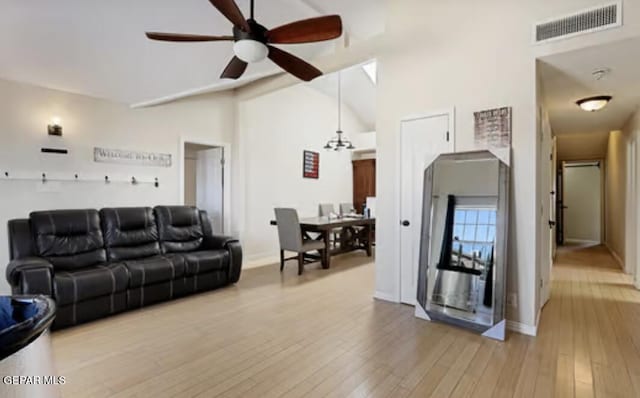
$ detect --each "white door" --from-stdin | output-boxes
[400,113,454,305]
[196,147,225,234]
[563,163,602,243]
[539,115,553,309]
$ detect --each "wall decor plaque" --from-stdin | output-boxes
[474,107,512,149]
[303,150,319,179]
[94,147,172,167]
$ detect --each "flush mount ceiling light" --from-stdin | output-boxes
[576,95,612,112]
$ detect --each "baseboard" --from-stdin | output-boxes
[373,291,398,303]
[243,254,280,269]
[604,243,625,271]
[507,320,537,337]
[565,239,600,245]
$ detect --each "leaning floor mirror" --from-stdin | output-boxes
[415,151,510,341]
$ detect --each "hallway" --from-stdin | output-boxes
[538,243,640,397]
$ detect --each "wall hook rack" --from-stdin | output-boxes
[2,171,159,188]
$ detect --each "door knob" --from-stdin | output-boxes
[401,220,410,227]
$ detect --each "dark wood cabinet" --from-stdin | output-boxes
[352,159,376,213]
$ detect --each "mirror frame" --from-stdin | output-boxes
[415,150,510,339]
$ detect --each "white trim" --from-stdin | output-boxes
[605,242,625,270]
[131,73,275,108]
[179,136,232,235]
[396,108,456,305]
[532,1,623,45]
[373,290,398,303]
[507,320,538,336]
[564,239,600,245]
[244,255,280,269]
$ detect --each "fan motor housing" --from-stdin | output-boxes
[233,20,268,43]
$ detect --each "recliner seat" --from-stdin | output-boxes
[6,206,242,329]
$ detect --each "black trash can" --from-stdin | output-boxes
[0,296,59,398]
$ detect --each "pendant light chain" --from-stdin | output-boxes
[338,71,342,131]
[323,71,355,151]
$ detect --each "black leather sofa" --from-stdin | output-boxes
[6,206,242,329]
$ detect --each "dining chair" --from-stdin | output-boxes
[318,203,335,217]
[274,208,326,275]
[318,203,342,247]
[339,203,355,215]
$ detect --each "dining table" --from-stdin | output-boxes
[270,216,375,269]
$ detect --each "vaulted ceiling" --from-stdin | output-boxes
[0,0,384,106]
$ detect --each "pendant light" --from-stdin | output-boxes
[324,72,355,151]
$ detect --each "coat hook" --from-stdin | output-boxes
[74,174,79,180]
[4,172,8,178]
[154,177,159,188]
[42,173,47,183]
[105,176,110,183]
[131,176,137,185]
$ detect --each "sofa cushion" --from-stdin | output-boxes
[54,263,129,306]
[100,207,161,261]
[30,210,106,270]
[123,255,186,288]
[155,206,203,253]
[181,250,229,276]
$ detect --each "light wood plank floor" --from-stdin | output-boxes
[51,244,640,397]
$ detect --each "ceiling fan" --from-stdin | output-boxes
[145,0,343,82]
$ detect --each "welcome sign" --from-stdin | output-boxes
[94,147,172,167]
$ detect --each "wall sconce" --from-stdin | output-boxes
[48,117,63,136]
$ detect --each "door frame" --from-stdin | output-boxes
[395,107,456,305]
[178,136,232,235]
[626,139,637,276]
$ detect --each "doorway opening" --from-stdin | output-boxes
[183,142,226,235]
[560,160,604,246]
[536,36,640,321]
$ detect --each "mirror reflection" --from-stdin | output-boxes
[417,151,509,337]
[431,201,496,325]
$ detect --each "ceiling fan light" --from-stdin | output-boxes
[576,95,612,112]
[233,40,268,63]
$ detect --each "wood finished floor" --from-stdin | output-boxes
[52,244,640,397]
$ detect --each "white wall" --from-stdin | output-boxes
[606,129,629,264]
[0,78,235,294]
[376,0,640,328]
[606,107,640,276]
[564,165,602,242]
[236,84,367,262]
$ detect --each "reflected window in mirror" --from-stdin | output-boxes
[450,207,496,282]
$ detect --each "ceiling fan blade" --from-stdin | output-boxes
[146,32,234,42]
[208,0,251,32]
[267,15,342,44]
[267,46,322,82]
[221,56,248,79]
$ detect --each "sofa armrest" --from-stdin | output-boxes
[202,235,238,251]
[202,235,243,284]
[6,258,54,296]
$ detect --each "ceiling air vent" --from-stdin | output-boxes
[534,2,622,44]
